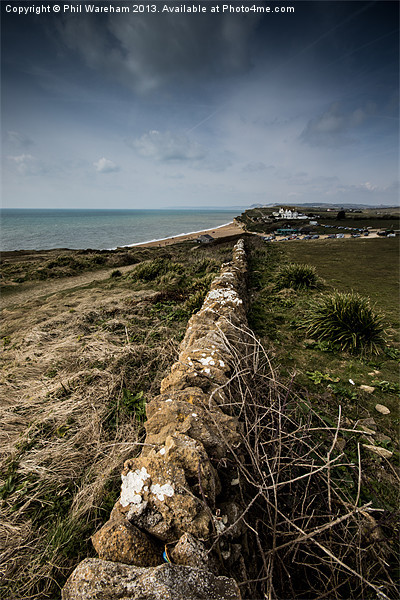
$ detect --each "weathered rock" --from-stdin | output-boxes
[359,385,375,394]
[358,417,377,430]
[160,368,215,394]
[145,396,241,459]
[375,404,390,415]
[92,519,162,566]
[362,444,393,459]
[170,532,213,570]
[63,241,248,600]
[217,502,247,540]
[62,558,242,600]
[119,451,211,541]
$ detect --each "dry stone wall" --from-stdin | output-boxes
[62,240,248,600]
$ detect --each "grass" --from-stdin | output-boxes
[204,325,399,599]
[246,235,399,491]
[0,240,235,599]
[274,262,320,290]
[1,233,398,599]
[302,291,386,355]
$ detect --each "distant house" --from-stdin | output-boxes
[272,207,308,220]
[197,234,214,244]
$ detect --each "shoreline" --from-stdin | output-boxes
[119,221,245,249]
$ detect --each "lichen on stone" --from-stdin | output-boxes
[150,482,175,501]
[120,467,150,507]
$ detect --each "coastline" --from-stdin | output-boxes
[122,220,245,249]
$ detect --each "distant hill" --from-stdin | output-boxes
[249,203,399,210]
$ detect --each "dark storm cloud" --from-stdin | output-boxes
[1,1,398,209]
[57,10,261,94]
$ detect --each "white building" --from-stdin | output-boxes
[272,207,308,220]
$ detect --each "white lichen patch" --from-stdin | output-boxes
[214,518,226,535]
[205,288,242,306]
[120,467,150,507]
[199,356,215,366]
[150,482,175,501]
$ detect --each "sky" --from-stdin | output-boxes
[1,0,399,209]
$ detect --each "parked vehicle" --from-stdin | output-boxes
[336,233,345,238]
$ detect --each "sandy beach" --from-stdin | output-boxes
[131,221,245,248]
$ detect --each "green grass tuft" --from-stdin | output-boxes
[275,263,320,290]
[302,291,386,355]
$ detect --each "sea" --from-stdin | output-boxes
[0,209,241,252]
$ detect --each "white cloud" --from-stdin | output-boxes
[132,130,205,162]
[300,102,375,147]
[7,154,41,175]
[242,161,269,173]
[93,157,119,173]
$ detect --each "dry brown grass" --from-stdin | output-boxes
[0,280,182,599]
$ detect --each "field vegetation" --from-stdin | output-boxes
[0,239,234,599]
[1,233,398,599]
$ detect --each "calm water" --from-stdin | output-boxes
[0,209,241,252]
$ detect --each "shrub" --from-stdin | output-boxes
[185,289,207,314]
[302,292,386,355]
[130,258,168,281]
[275,263,319,290]
[110,269,122,278]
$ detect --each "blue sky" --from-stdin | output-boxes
[1,1,399,209]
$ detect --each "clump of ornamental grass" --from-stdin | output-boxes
[275,263,320,290]
[302,291,386,355]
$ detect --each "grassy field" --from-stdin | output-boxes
[1,234,398,599]
[247,235,399,497]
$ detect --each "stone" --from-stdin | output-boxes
[359,385,375,394]
[358,418,377,430]
[145,396,241,459]
[362,444,393,459]
[164,434,221,505]
[217,502,246,539]
[62,559,242,600]
[375,404,390,415]
[160,367,214,394]
[170,532,212,570]
[91,519,162,567]
[120,451,211,542]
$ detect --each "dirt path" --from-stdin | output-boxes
[1,263,136,310]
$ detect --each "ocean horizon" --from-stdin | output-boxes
[0,208,241,252]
